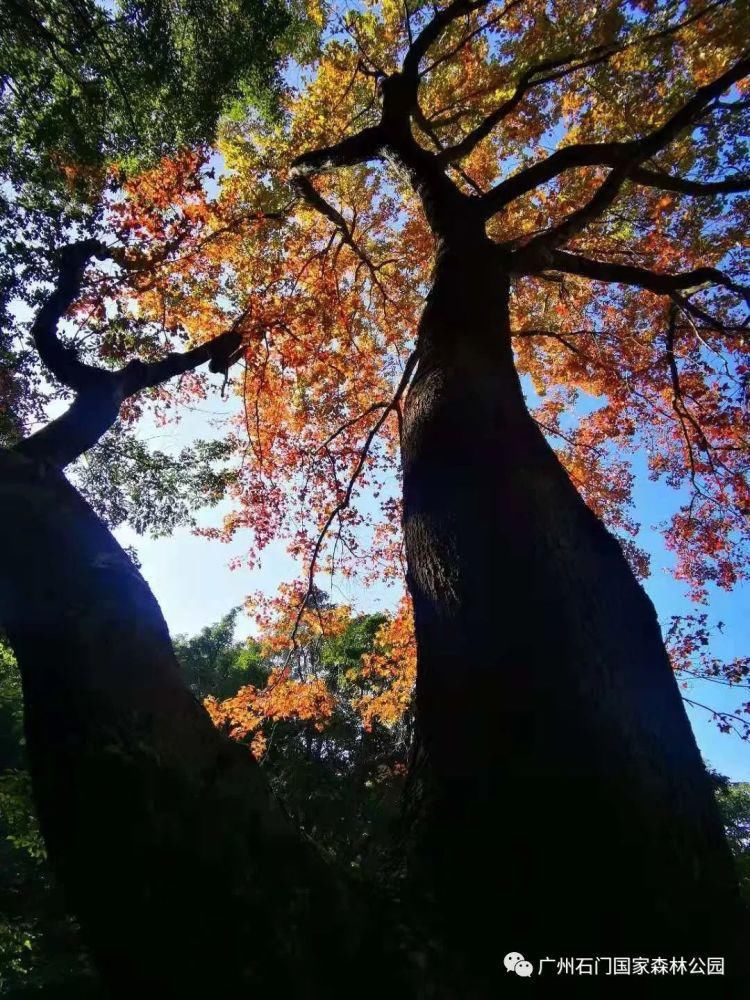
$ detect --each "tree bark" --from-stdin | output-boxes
[400,238,747,993]
[0,450,400,999]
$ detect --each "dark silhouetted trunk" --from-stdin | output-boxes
[0,451,403,999]
[401,237,746,994]
[1,240,745,998]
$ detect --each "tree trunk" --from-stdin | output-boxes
[400,239,746,993]
[0,451,399,998]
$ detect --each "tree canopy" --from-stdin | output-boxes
[0,0,301,182]
[5,0,747,728]
[9,1,748,576]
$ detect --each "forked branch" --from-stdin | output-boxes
[15,240,246,469]
[438,1,729,168]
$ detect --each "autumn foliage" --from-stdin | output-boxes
[12,0,750,743]
[205,589,416,757]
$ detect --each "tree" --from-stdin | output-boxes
[2,0,750,994]
[0,0,296,189]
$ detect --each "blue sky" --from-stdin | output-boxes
[629,462,750,781]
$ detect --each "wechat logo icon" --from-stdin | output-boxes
[504,952,534,977]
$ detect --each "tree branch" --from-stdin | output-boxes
[665,304,706,487]
[411,100,487,194]
[668,291,734,332]
[289,174,392,301]
[514,249,750,307]
[627,167,750,196]
[30,238,110,392]
[289,126,384,178]
[519,164,629,253]
[401,0,492,82]
[682,698,750,740]
[420,0,524,79]
[287,349,419,655]
[16,243,246,469]
[17,327,244,470]
[482,53,750,218]
[438,46,622,165]
[482,141,632,215]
